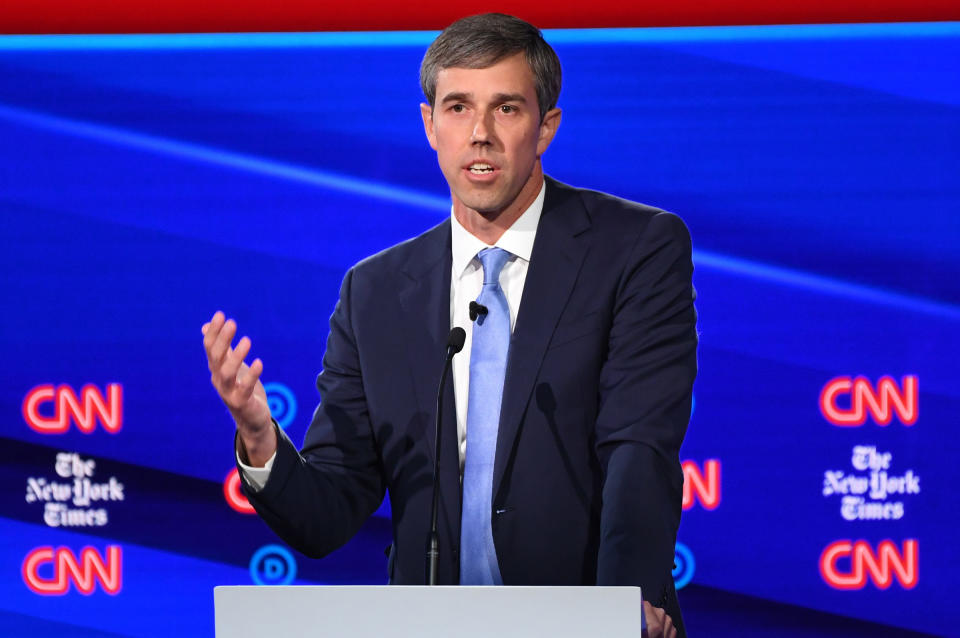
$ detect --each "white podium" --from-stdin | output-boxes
[214,585,646,637]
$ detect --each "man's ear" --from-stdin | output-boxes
[420,102,438,151]
[536,107,562,157]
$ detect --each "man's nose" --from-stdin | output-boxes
[471,112,493,145]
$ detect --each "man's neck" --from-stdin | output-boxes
[453,169,545,245]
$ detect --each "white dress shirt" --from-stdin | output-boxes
[240,182,546,489]
[449,183,544,468]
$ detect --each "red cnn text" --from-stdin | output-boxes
[819,539,918,590]
[819,376,917,426]
[22,384,123,434]
[22,545,123,595]
[682,459,721,510]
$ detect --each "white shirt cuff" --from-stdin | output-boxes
[237,450,276,492]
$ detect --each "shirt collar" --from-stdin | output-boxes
[450,180,546,277]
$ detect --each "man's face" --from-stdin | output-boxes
[421,52,561,219]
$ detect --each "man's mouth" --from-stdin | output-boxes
[468,162,495,175]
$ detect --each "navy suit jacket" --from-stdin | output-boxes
[241,176,697,633]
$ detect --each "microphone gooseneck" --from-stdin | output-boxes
[427,327,466,585]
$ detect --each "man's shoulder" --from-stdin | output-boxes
[350,218,449,279]
[545,176,688,238]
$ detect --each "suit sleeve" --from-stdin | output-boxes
[237,266,386,558]
[594,211,697,624]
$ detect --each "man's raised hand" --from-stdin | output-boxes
[202,311,276,465]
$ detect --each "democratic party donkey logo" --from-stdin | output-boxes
[23,384,123,434]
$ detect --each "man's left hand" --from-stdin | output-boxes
[642,601,677,638]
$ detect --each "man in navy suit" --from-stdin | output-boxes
[203,14,695,638]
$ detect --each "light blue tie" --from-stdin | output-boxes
[460,247,511,586]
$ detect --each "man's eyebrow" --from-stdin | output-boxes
[440,92,472,104]
[438,92,528,105]
[493,93,527,104]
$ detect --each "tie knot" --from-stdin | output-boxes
[477,247,511,285]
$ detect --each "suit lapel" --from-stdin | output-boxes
[397,220,454,467]
[493,178,592,498]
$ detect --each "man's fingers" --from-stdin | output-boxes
[249,357,264,380]
[221,335,252,382]
[201,312,268,422]
[202,312,222,349]
[209,318,237,369]
[238,357,264,390]
[642,601,667,638]
[234,358,264,403]
[202,311,226,351]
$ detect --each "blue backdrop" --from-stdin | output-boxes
[1,23,957,637]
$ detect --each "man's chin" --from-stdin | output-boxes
[454,192,511,218]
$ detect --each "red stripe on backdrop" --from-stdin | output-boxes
[2,0,958,34]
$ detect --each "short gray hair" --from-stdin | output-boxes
[420,13,562,121]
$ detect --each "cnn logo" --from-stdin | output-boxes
[682,459,721,510]
[22,384,123,434]
[224,468,255,514]
[22,545,122,595]
[820,539,918,590]
[819,376,917,426]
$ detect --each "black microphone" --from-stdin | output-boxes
[469,301,488,322]
[427,327,466,585]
